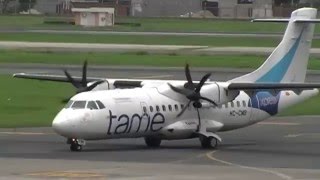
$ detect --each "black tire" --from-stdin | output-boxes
[144,137,161,148]
[200,136,218,149]
[70,143,82,152]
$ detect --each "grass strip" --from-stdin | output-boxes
[0,75,73,128]
[0,32,284,47]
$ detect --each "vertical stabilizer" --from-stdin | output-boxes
[231,8,317,83]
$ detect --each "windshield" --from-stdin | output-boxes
[96,100,106,109]
[87,101,98,110]
[65,100,105,110]
[64,100,74,109]
[71,101,87,109]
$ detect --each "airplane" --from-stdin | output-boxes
[13,8,320,152]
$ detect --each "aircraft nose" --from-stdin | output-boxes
[52,112,74,137]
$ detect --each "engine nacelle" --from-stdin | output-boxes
[201,82,239,105]
[87,81,111,91]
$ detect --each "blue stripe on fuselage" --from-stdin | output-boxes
[249,91,280,116]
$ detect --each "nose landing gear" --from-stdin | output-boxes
[198,133,221,149]
[199,135,218,149]
[67,138,85,152]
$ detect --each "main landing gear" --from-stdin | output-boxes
[199,135,219,149]
[67,138,86,152]
[144,137,162,148]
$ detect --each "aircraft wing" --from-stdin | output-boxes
[228,83,320,91]
[13,73,103,83]
[12,72,188,88]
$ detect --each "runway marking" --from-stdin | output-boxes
[0,132,53,135]
[284,133,320,138]
[257,122,300,126]
[132,75,173,79]
[26,171,105,178]
[206,151,293,180]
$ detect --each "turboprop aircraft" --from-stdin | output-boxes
[13,8,320,152]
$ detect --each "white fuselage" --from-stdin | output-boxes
[52,82,319,141]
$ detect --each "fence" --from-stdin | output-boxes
[0,0,318,19]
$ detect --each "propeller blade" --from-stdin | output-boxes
[64,70,81,88]
[81,60,88,87]
[177,101,191,117]
[199,96,218,106]
[85,80,104,91]
[195,73,211,93]
[168,83,192,96]
[185,64,195,90]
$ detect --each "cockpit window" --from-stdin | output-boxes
[96,101,105,109]
[71,101,87,109]
[87,101,98,110]
[64,100,74,109]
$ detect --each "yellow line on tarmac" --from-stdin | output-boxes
[26,171,105,178]
[206,151,293,180]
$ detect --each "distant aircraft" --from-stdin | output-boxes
[14,8,320,152]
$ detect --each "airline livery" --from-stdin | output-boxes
[14,8,320,151]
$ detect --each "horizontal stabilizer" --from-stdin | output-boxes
[228,83,320,90]
[252,19,320,23]
[251,19,290,23]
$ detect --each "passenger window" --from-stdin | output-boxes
[174,104,179,111]
[150,106,153,112]
[162,105,166,111]
[96,101,105,109]
[143,106,147,113]
[243,101,246,107]
[231,102,234,108]
[64,100,74,109]
[168,105,172,111]
[87,101,98,110]
[156,105,160,112]
[237,101,240,107]
[71,101,87,109]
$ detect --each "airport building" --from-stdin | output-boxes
[6,0,314,18]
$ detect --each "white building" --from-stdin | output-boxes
[217,0,273,18]
[72,7,115,27]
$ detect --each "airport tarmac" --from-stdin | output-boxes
[0,116,320,179]
[3,41,320,56]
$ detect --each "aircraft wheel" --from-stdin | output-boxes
[70,143,82,152]
[144,137,161,148]
[199,136,218,149]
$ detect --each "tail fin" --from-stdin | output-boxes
[231,8,317,83]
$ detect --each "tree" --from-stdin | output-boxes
[18,0,36,12]
[0,0,15,13]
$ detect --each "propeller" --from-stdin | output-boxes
[168,64,217,118]
[63,61,104,102]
